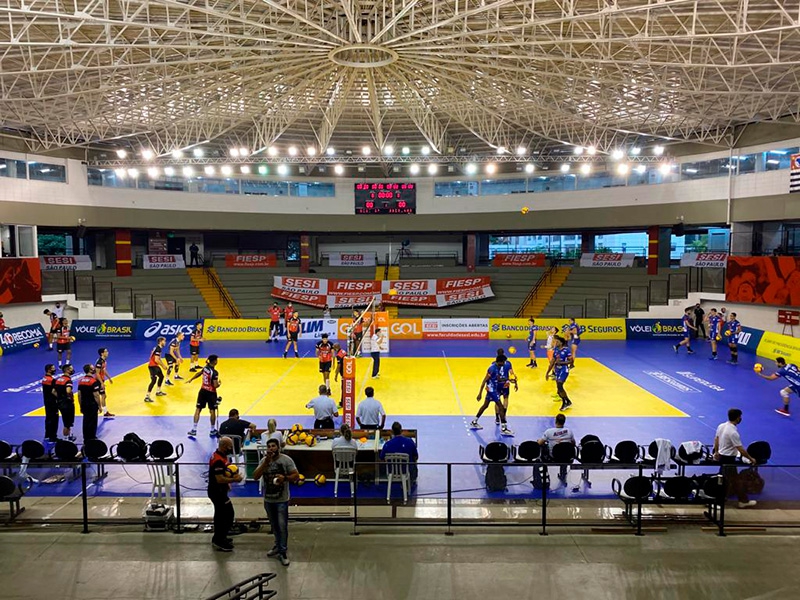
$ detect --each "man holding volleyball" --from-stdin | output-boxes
[756,357,800,417]
[207,436,243,552]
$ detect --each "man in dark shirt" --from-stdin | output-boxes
[219,409,256,441]
[693,303,706,340]
[42,364,59,442]
[207,436,243,552]
[53,364,75,441]
[379,421,419,480]
[78,364,103,441]
[189,242,200,267]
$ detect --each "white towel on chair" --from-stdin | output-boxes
[680,441,703,462]
[654,438,672,474]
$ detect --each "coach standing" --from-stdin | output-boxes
[208,436,243,552]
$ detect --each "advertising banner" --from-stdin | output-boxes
[756,331,800,364]
[0,258,42,304]
[272,276,494,309]
[579,253,636,268]
[680,252,728,269]
[491,253,546,267]
[72,320,136,340]
[0,323,47,355]
[328,252,377,267]
[224,254,277,268]
[488,318,626,340]
[204,318,337,340]
[342,356,356,428]
[422,318,489,339]
[136,320,199,340]
[143,254,186,270]
[388,318,423,340]
[40,255,93,271]
[726,256,800,306]
[625,319,685,340]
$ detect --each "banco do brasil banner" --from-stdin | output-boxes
[488,318,626,340]
[271,276,494,309]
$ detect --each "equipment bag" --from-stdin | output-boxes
[485,463,507,492]
[123,432,148,461]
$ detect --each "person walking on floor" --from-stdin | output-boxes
[254,438,300,566]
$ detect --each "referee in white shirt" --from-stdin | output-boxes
[305,385,339,429]
[356,387,386,430]
[713,408,759,508]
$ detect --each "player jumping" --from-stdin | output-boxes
[144,336,168,403]
[724,312,742,365]
[189,322,203,371]
[165,332,185,385]
[757,357,800,417]
[547,336,574,411]
[187,354,222,437]
[472,354,514,436]
[95,347,115,418]
[526,317,538,368]
[706,308,723,360]
[316,333,334,388]
[673,307,696,354]
[283,311,301,358]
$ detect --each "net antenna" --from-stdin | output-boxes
[346,296,378,356]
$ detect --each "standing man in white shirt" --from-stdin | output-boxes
[370,328,385,378]
[53,302,64,319]
[713,408,759,508]
[538,413,575,483]
[356,387,386,430]
[305,384,339,429]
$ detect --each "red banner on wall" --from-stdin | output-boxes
[726,256,800,306]
[0,258,42,304]
[271,276,494,308]
[224,254,277,268]
[492,253,546,267]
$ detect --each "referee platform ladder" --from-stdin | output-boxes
[515,265,571,318]
[188,267,241,318]
[377,265,399,318]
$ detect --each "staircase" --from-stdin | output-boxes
[187,268,240,318]
[377,265,400,318]
[515,266,571,318]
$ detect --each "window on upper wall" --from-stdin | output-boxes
[434,181,479,197]
[480,178,526,195]
[16,226,36,257]
[0,157,28,179]
[289,182,335,197]
[28,162,66,182]
[595,232,648,256]
[0,225,16,257]
[241,180,289,196]
[763,148,799,171]
[735,154,756,174]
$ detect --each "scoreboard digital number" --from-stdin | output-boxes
[354,182,416,214]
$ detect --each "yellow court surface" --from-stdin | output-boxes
[26,357,685,418]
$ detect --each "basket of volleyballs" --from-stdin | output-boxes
[314,474,326,486]
[754,363,764,373]
[225,464,239,477]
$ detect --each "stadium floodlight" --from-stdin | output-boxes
[617,163,630,175]
[116,149,127,159]
[427,164,438,175]
[516,146,527,156]
[240,165,251,174]
[409,164,420,175]
[268,146,279,157]
[288,146,298,156]
[114,168,126,178]
[580,163,592,175]
[586,146,597,155]
[465,163,478,175]
[421,145,431,155]
[486,163,497,174]
[204,165,216,175]
[164,166,175,176]
[611,149,624,160]
[182,166,194,176]
[334,164,345,175]
[326,147,335,156]
[221,165,233,176]
[171,150,184,159]
[560,163,570,173]
[653,145,665,156]
[524,163,535,173]
[631,147,642,156]
[362,146,372,156]
[192,148,204,158]
[141,149,154,161]
[229,148,240,157]
[307,147,317,156]
[401,146,410,155]
[383,145,394,156]
[147,167,159,178]
[573,146,584,155]
[127,168,139,178]
[277,164,289,175]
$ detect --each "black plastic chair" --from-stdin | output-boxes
[641,440,676,469]
[83,439,112,482]
[148,440,184,462]
[114,440,146,462]
[479,441,510,463]
[609,440,640,464]
[579,440,606,464]
[20,440,48,461]
[0,474,31,523]
[0,440,18,476]
[612,475,654,535]
[747,441,771,465]
[580,434,602,447]
[514,441,541,462]
[53,440,81,461]
[659,476,697,501]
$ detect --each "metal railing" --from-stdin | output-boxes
[204,267,241,318]
[514,262,557,317]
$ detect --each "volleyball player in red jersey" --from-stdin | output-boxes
[189,322,203,371]
[316,333,334,388]
[42,364,59,442]
[283,303,294,332]
[43,309,60,351]
[144,337,168,403]
[333,343,346,383]
[283,312,301,358]
[56,317,72,367]
[54,364,76,441]
[95,347,115,418]
[267,302,282,343]
[351,309,364,356]
[186,354,222,437]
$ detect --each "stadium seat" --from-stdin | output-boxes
[53,440,81,461]
[113,440,147,462]
[82,439,112,482]
[578,440,606,465]
[0,440,19,476]
[580,434,602,447]
[641,440,676,471]
[18,439,50,483]
[658,476,697,501]
[332,447,357,499]
[148,440,184,462]
[609,440,640,464]
[612,474,654,534]
[746,441,771,465]
[479,441,510,463]
[0,474,32,524]
[513,441,541,462]
[384,453,411,503]
[146,440,184,503]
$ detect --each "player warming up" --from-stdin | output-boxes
[144,337,168,403]
[333,343,346,383]
[164,332,185,385]
[283,311,301,358]
[95,347,115,418]
[706,308,723,360]
[526,317,538,368]
[56,317,73,367]
[673,307,696,354]
[567,317,581,361]
[267,302,282,343]
[189,322,203,371]
[756,357,800,417]
[316,333,334,389]
[547,336,574,411]
[724,312,742,365]
[471,354,514,436]
[187,354,222,437]
[43,309,60,351]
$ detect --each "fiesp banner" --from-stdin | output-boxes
[492,253,546,267]
[40,255,93,271]
[579,253,635,267]
[422,318,488,339]
[328,252,376,267]
[680,252,727,268]
[143,254,186,269]
[225,254,277,268]
[726,256,800,306]
[756,331,800,364]
[0,323,47,355]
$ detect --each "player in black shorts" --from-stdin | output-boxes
[43,309,60,351]
[164,332,185,386]
[54,364,76,441]
[187,354,222,437]
[316,333,334,389]
[189,322,203,371]
[144,337,168,403]
[42,364,59,442]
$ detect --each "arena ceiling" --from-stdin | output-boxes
[1,0,800,161]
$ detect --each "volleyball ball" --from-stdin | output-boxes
[287,432,300,445]
[69,336,76,342]
[508,346,517,355]
[225,464,239,477]
[506,333,512,339]
[715,335,721,341]
[388,288,398,296]
[296,474,306,486]
[521,206,529,214]
[290,424,303,433]
[314,474,326,486]
[33,343,39,349]
[305,435,317,447]
[754,363,764,373]
[724,330,731,337]
[297,432,308,444]
[359,436,368,443]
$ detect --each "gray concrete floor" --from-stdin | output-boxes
[2,523,800,600]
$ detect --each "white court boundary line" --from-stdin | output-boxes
[241,350,311,416]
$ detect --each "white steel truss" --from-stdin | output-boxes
[1,0,799,156]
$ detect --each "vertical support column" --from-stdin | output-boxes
[466,233,476,272]
[647,226,659,275]
[115,229,132,277]
[299,234,310,273]
[342,356,356,428]
[580,233,595,255]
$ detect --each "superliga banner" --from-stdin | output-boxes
[271,276,494,308]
